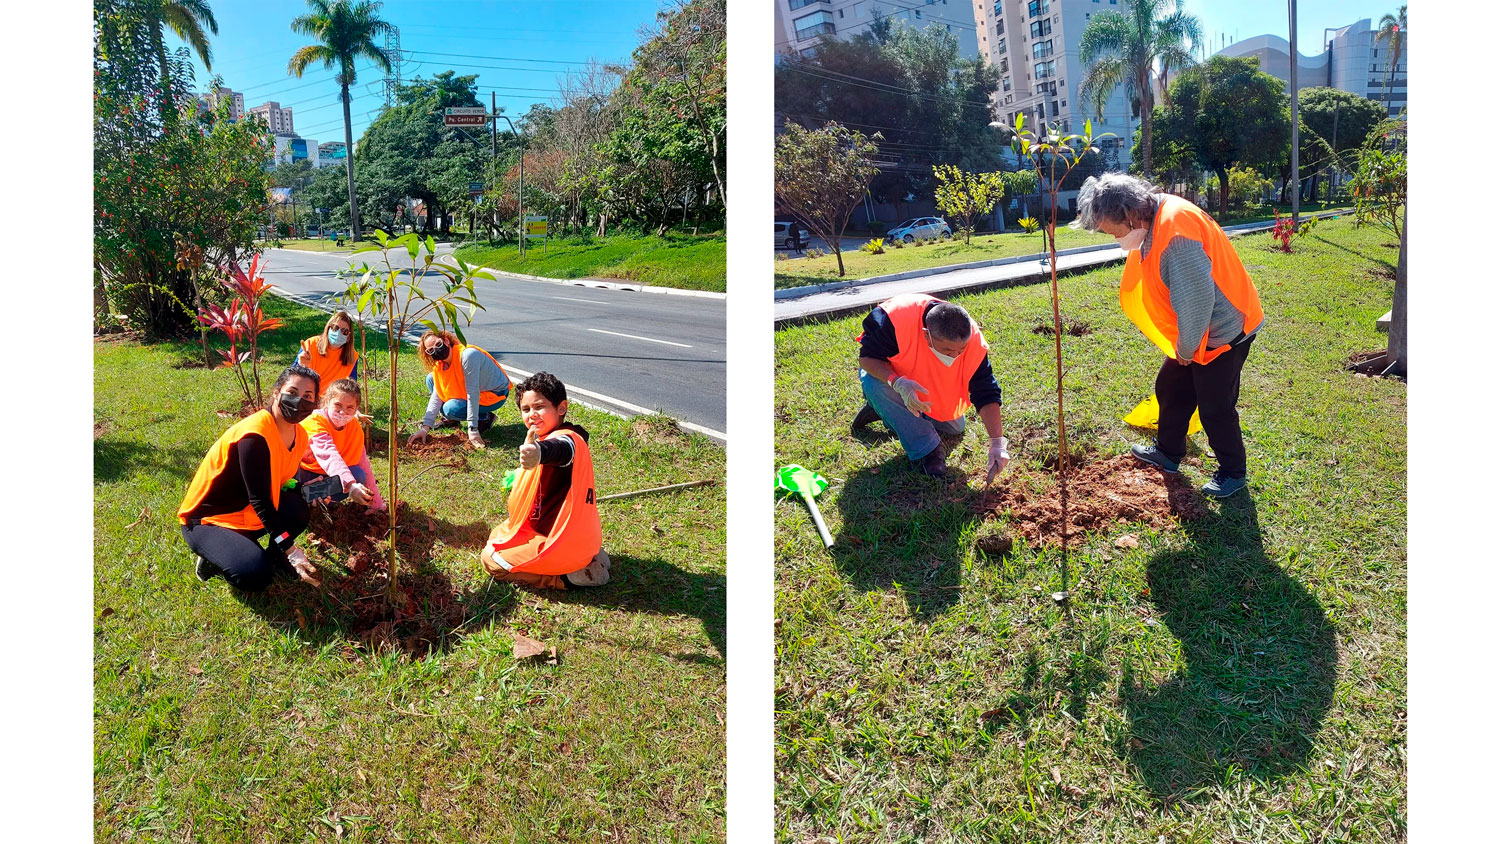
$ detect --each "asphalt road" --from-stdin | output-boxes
[259,247,726,439]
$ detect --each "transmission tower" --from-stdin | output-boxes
[383,28,403,108]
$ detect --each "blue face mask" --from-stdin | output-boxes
[328,329,348,347]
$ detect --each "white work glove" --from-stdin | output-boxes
[518,427,541,469]
[985,436,1011,484]
[890,376,932,416]
[467,430,485,450]
[409,424,431,443]
[346,482,373,506]
[285,545,321,587]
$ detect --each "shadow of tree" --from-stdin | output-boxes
[830,450,987,620]
[94,439,204,485]
[1119,494,1337,803]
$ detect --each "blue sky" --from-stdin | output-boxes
[176,0,667,146]
[1182,0,1403,60]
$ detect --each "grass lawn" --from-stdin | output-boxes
[94,297,726,842]
[455,233,726,293]
[774,217,1405,842]
[774,227,1114,290]
[266,238,351,253]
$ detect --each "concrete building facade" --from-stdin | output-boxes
[249,101,295,135]
[775,0,980,59]
[1215,18,1407,118]
[204,87,245,121]
[317,141,347,169]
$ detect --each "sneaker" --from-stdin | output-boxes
[1201,471,1247,498]
[1130,443,1181,474]
[194,555,215,582]
[916,446,946,477]
[565,549,612,588]
[478,412,495,433]
[850,402,881,434]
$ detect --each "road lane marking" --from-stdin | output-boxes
[585,328,691,348]
[552,296,608,304]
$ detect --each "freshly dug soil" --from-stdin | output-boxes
[214,398,262,420]
[300,501,468,657]
[1031,318,1093,337]
[987,454,1209,546]
[1346,350,1402,378]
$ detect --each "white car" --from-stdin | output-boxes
[774,221,804,250]
[885,217,953,244]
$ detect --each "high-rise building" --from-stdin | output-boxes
[249,101,295,135]
[974,0,1137,169]
[317,141,347,169]
[775,0,981,60]
[1215,19,1407,118]
[204,86,245,121]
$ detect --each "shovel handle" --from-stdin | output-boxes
[801,490,834,548]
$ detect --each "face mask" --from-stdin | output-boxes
[429,342,449,362]
[279,392,313,423]
[1115,227,1147,252]
[328,407,355,427]
[327,329,347,347]
[932,349,960,367]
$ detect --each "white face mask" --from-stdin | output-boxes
[328,407,355,427]
[931,348,960,367]
[1115,227,1147,252]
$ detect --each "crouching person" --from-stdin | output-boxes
[295,378,385,511]
[480,372,610,590]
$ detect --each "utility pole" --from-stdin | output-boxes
[1289,0,1299,224]
[492,103,525,259]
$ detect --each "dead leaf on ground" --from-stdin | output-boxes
[125,506,151,530]
[295,609,308,630]
[1114,533,1139,549]
[1062,784,1085,799]
[187,666,203,676]
[979,708,1004,721]
[1050,766,1062,785]
[1128,738,1144,750]
[514,633,549,660]
[99,607,115,622]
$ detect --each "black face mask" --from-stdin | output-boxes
[278,392,313,423]
[429,342,450,362]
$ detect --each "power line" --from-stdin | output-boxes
[401,49,596,67]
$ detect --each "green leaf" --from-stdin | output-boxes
[452,323,467,346]
[352,243,381,254]
[418,318,441,336]
[1084,119,1092,139]
[358,287,375,313]
[373,229,389,247]
[425,235,436,255]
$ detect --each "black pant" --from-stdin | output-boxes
[181,492,310,592]
[1155,334,1255,478]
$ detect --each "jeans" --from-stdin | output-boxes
[294,464,368,503]
[1154,333,1256,478]
[425,374,505,423]
[860,370,966,460]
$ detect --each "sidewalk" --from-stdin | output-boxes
[774,209,1350,324]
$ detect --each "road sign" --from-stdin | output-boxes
[525,215,548,239]
[468,181,484,195]
[444,106,488,127]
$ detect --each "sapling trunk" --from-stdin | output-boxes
[387,288,400,600]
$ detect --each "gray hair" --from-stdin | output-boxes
[1071,173,1161,232]
[923,302,973,344]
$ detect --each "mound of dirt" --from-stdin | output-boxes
[988,454,1209,545]
[403,430,471,457]
[631,415,690,445]
[1031,318,1093,337]
[299,502,467,656]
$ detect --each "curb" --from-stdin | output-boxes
[445,256,727,300]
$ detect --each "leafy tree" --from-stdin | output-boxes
[145,0,218,125]
[931,165,1005,244]
[630,0,727,203]
[269,159,317,192]
[1148,56,1289,217]
[999,169,1038,224]
[774,121,881,278]
[1077,0,1203,177]
[288,0,396,240]
[1376,6,1407,116]
[1296,87,1385,201]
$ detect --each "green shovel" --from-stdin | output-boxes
[776,464,833,548]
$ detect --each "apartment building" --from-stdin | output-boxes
[204,86,245,121]
[248,101,295,135]
[1216,18,1407,118]
[776,0,980,59]
[974,0,1137,168]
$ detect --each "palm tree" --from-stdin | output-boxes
[289,0,396,240]
[148,0,218,124]
[1077,0,1202,177]
[1376,5,1407,118]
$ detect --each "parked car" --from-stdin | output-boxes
[885,217,952,244]
[774,221,804,250]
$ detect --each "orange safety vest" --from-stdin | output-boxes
[178,410,308,531]
[1119,195,1264,365]
[431,344,509,407]
[489,429,601,576]
[300,336,358,389]
[298,410,366,474]
[878,293,990,422]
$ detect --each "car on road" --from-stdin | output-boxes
[775,221,804,250]
[884,217,953,244]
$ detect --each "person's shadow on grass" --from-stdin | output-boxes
[1119,493,1337,803]
[549,553,726,661]
[829,449,986,620]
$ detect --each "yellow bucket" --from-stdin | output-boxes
[1124,394,1203,435]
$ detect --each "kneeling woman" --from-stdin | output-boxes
[178,365,325,591]
[409,329,512,449]
[296,377,385,511]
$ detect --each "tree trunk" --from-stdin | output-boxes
[1385,206,1407,377]
[1139,73,1154,177]
[1216,166,1230,218]
[153,19,176,128]
[342,84,361,240]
